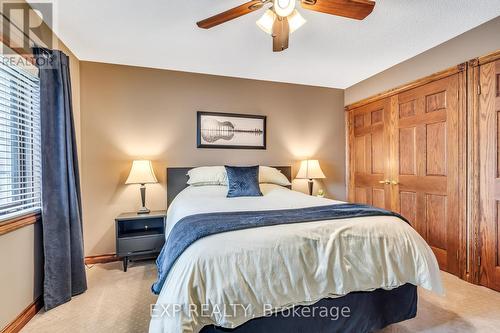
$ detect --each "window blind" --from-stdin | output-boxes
[0,58,41,221]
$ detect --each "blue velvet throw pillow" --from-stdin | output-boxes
[225,165,263,198]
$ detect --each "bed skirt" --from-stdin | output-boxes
[200,283,417,333]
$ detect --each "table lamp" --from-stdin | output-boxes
[296,159,326,196]
[125,160,158,214]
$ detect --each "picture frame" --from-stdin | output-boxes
[197,111,267,149]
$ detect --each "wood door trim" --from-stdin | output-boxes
[0,296,43,333]
[469,49,500,67]
[457,68,469,281]
[345,64,466,111]
[467,61,481,284]
[346,111,355,202]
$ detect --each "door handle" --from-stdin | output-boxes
[378,180,399,185]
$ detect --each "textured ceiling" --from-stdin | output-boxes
[38,0,500,88]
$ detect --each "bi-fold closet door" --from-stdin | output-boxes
[347,98,391,210]
[347,72,465,277]
[348,52,500,290]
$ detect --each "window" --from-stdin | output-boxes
[0,58,41,221]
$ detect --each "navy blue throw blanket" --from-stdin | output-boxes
[152,203,408,294]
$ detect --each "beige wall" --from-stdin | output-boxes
[0,39,80,330]
[345,16,500,105]
[80,61,345,256]
[0,223,43,330]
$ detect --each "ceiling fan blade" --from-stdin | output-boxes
[197,0,264,29]
[272,17,289,52]
[301,0,375,20]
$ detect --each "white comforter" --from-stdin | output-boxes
[149,184,443,333]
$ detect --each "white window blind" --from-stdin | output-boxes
[0,58,41,221]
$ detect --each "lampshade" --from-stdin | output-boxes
[257,9,305,35]
[296,160,326,179]
[288,10,306,33]
[256,9,276,35]
[125,160,158,185]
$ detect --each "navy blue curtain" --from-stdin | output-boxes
[34,48,87,310]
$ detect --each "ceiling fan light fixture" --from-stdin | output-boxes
[274,0,295,17]
[288,9,306,33]
[197,0,375,52]
[256,9,276,35]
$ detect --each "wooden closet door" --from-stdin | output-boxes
[347,98,391,209]
[392,75,460,274]
[478,59,500,291]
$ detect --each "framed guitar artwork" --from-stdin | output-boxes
[196,111,267,149]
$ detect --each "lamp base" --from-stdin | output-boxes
[137,207,150,214]
[308,179,314,196]
[138,185,150,214]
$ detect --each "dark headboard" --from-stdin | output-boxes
[167,166,292,206]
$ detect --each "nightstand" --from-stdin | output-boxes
[115,210,166,272]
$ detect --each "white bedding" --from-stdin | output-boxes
[150,184,443,333]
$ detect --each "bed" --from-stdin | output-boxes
[149,166,443,333]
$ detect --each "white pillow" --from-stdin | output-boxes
[187,166,291,187]
[259,166,291,186]
[187,166,227,186]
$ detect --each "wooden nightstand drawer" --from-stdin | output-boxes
[117,235,164,255]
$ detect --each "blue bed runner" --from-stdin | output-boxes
[152,203,408,294]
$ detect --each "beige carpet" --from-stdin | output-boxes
[22,261,500,333]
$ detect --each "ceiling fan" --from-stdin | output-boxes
[196,0,375,52]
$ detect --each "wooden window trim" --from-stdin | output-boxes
[0,212,41,236]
